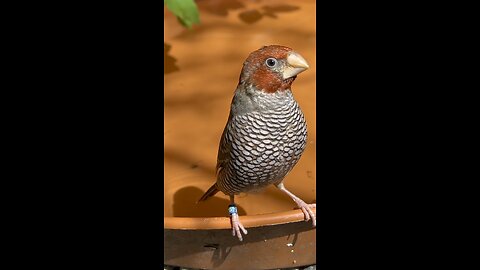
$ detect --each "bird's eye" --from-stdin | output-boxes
[265,58,277,67]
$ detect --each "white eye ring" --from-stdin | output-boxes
[265,58,277,67]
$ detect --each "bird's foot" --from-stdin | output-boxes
[229,204,247,241]
[294,200,316,227]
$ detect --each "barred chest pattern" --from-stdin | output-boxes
[217,86,308,195]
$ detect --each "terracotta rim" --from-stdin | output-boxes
[164,208,316,230]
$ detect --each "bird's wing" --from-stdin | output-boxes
[215,114,233,176]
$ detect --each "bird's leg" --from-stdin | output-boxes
[275,183,316,227]
[229,195,248,241]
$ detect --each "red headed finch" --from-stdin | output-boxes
[199,45,315,241]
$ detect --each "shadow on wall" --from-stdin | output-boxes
[173,186,247,217]
[238,4,300,24]
[164,43,179,74]
[196,0,300,24]
[165,2,304,73]
[197,0,245,16]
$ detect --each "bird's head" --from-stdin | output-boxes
[238,45,309,93]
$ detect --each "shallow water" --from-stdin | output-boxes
[164,0,316,218]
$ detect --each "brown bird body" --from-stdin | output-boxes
[199,45,315,241]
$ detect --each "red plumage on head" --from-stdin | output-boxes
[239,45,297,93]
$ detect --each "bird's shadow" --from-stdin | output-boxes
[164,221,313,267]
[210,244,233,268]
[172,186,247,217]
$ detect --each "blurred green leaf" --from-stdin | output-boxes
[164,0,200,29]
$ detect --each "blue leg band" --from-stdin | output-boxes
[228,204,238,215]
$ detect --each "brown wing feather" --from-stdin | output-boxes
[197,183,219,202]
[215,113,233,177]
[198,113,233,202]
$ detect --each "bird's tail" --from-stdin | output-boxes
[197,184,219,203]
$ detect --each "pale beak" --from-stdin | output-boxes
[282,52,310,79]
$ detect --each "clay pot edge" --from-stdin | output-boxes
[164,208,317,230]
